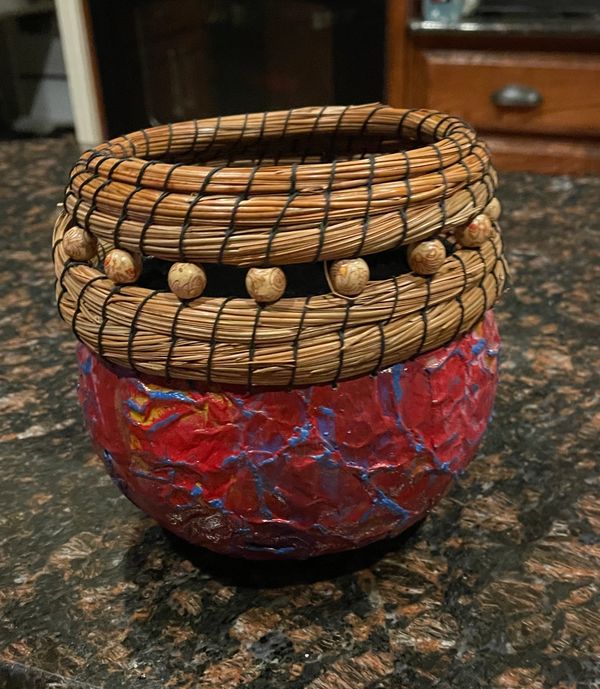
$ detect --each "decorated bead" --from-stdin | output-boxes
[484,198,502,221]
[407,239,446,275]
[329,258,370,296]
[245,267,286,303]
[455,213,493,248]
[63,226,97,261]
[168,262,207,300]
[104,249,142,284]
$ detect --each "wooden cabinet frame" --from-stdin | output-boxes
[385,0,600,174]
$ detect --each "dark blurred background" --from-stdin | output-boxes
[1,0,599,173]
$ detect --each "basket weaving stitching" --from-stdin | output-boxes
[53,104,507,388]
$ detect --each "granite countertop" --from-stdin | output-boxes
[1,135,599,689]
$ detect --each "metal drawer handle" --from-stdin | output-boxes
[491,84,542,109]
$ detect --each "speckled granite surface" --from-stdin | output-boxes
[1,135,599,689]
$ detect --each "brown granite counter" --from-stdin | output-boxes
[0,135,599,688]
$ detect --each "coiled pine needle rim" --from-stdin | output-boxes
[54,104,507,387]
[78,105,480,195]
[64,105,496,266]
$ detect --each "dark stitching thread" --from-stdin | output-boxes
[315,158,336,262]
[97,285,122,359]
[179,165,226,260]
[165,300,188,381]
[417,277,432,354]
[127,289,159,372]
[247,304,264,390]
[332,300,352,387]
[355,154,376,257]
[71,274,105,339]
[289,295,312,388]
[275,108,295,165]
[266,162,298,265]
[206,297,231,386]
[302,106,327,163]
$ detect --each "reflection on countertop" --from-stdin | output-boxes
[0,135,599,689]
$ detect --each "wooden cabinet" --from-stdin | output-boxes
[414,51,600,137]
[386,1,600,174]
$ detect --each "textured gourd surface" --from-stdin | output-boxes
[78,313,499,559]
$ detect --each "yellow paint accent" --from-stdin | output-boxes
[125,391,174,429]
[124,384,236,433]
[126,393,150,424]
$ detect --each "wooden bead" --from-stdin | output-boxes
[329,258,370,296]
[62,226,97,261]
[407,239,446,275]
[104,249,142,284]
[168,262,206,300]
[455,213,493,248]
[245,267,286,303]
[484,197,502,221]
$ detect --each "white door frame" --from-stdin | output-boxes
[55,0,105,148]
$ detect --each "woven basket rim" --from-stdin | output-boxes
[78,104,479,195]
[54,104,507,389]
[65,104,495,267]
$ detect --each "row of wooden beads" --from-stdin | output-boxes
[61,233,369,302]
[410,211,497,275]
[61,228,284,302]
[62,197,501,301]
[61,226,370,301]
[100,258,367,302]
[407,198,500,275]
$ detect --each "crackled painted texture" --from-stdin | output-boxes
[77,314,499,559]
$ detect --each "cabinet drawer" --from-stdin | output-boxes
[416,50,600,137]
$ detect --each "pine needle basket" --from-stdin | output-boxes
[53,104,508,389]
